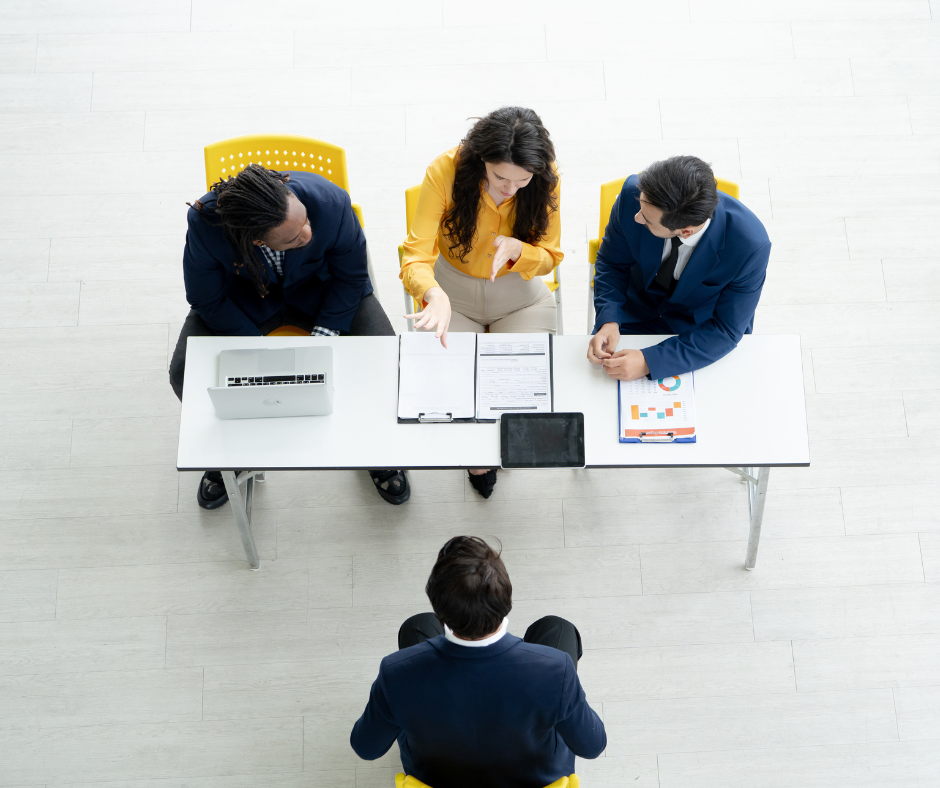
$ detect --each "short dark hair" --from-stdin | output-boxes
[425,536,512,639]
[637,155,719,231]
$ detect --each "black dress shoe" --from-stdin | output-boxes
[369,469,410,505]
[468,469,498,499]
[197,470,229,510]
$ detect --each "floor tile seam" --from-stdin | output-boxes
[623,736,940,760]
[635,533,925,546]
[606,732,905,759]
[0,611,170,627]
[53,601,314,621]
[0,711,307,734]
[0,664,204,679]
[587,689,807,706]
[643,581,931,597]
[754,629,940,644]
[595,686,905,706]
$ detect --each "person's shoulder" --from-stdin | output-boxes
[621,173,641,198]
[511,641,573,674]
[610,175,640,229]
[426,147,459,180]
[186,189,222,236]
[187,188,216,218]
[719,193,770,249]
[616,175,641,214]
[379,640,437,673]
[286,170,347,205]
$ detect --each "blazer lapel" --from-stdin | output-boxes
[668,199,727,304]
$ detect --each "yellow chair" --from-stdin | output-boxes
[398,185,564,334]
[202,133,377,335]
[395,773,579,788]
[585,176,739,334]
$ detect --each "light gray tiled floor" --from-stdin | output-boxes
[0,2,939,786]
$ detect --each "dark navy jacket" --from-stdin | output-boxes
[182,171,372,335]
[593,175,771,379]
[350,634,606,788]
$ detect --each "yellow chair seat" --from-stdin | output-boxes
[395,773,579,788]
[266,325,309,337]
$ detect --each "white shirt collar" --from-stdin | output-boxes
[444,617,509,648]
[675,217,711,249]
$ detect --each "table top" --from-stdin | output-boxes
[177,334,809,471]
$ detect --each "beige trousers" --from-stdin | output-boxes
[433,255,557,334]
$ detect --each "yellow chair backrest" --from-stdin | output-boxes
[398,183,561,314]
[395,773,579,788]
[398,185,425,313]
[589,176,740,268]
[203,133,364,227]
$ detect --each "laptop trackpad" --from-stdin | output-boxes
[259,348,295,374]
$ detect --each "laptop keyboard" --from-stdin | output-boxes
[226,374,325,387]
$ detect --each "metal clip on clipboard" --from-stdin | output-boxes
[638,431,678,443]
[418,412,453,423]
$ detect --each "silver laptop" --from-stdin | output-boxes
[207,347,334,420]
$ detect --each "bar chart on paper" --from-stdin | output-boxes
[618,373,697,443]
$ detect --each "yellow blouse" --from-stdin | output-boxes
[400,147,563,303]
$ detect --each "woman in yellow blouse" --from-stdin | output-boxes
[402,106,562,346]
[401,106,562,497]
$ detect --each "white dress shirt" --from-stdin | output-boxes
[443,617,509,647]
[661,217,711,280]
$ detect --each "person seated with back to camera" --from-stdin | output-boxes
[170,164,410,509]
[587,155,771,381]
[400,106,563,500]
[350,536,606,788]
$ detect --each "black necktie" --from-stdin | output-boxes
[654,236,682,291]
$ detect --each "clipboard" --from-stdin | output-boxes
[618,372,697,443]
[397,333,554,424]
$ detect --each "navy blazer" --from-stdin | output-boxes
[350,634,606,788]
[182,171,372,335]
[593,175,771,379]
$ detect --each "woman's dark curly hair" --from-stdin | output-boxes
[442,106,558,263]
[203,164,292,297]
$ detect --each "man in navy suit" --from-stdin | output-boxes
[587,155,771,381]
[170,164,409,508]
[350,536,607,788]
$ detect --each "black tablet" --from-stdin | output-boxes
[500,412,585,469]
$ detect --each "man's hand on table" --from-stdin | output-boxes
[587,322,650,381]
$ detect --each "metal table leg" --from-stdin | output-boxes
[725,466,771,570]
[220,470,264,571]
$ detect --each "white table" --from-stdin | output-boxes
[178,335,809,570]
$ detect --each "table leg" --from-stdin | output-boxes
[221,470,261,571]
[744,466,771,571]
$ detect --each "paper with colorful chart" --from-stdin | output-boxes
[618,373,697,443]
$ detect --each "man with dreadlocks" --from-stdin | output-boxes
[170,164,410,508]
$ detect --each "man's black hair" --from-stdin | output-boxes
[637,155,720,231]
[204,164,292,297]
[425,536,512,639]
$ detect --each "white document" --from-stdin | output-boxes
[475,334,552,421]
[397,332,477,420]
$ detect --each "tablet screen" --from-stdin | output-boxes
[500,413,585,469]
